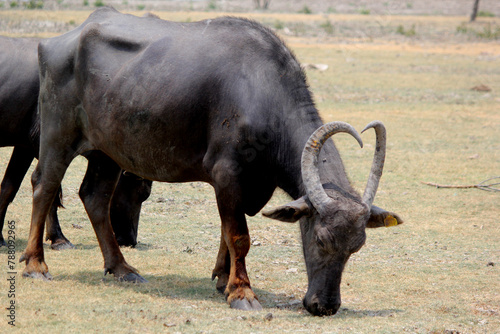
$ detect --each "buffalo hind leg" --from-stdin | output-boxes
[45,186,74,250]
[0,146,33,247]
[212,233,230,293]
[79,151,146,283]
[212,161,262,311]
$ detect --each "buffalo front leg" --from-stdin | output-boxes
[0,146,34,247]
[79,152,146,283]
[212,164,262,311]
[215,196,262,311]
[20,159,70,280]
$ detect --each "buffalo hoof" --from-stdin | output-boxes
[211,271,228,294]
[119,272,148,283]
[0,238,6,247]
[50,240,75,251]
[22,271,53,281]
[230,298,263,311]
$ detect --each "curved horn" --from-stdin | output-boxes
[361,121,386,207]
[301,122,363,215]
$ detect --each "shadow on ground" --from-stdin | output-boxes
[57,270,404,317]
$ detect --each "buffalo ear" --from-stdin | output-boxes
[367,205,404,228]
[262,196,312,223]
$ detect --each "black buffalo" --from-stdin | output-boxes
[22,8,403,316]
[0,36,151,248]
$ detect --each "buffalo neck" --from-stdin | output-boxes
[273,87,354,201]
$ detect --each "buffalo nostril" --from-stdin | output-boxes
[303,299,320,315]
[321,300,341,316]
[304,298,341,316]
[330,302,341,315]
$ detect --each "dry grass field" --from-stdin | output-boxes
[0,2,499,333]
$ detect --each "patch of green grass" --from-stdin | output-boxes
[24,0,44,9]
[319,20,334,35]
[327,7,336,14]
[273,19,284,30]
[206,0,217,11]
[456,22,500,40]
[94,0,105,7]
[475,23,500,39]
[359,8,371,15]
[456,23,468,34]
[136,4,145,10]
[298,5,312,14]
[478,10,495,17]
[396,24,416,36]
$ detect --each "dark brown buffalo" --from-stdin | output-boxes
[0,37,72,249]
[22,8,403,316]
[0,36,151,249]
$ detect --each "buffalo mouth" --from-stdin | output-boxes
[303,294,341,316]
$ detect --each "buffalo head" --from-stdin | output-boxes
[264,121,397,316]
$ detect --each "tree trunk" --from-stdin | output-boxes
[254,0,270,10]
[470,0,480,22]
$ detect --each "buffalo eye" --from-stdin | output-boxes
[316,235,326,249]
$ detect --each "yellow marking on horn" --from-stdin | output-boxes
[384,215,398,227]
[310,140,321,149]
